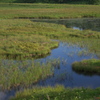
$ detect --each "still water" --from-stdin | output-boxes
[32,18,100,31]
[36,42,100,88]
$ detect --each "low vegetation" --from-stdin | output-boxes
[0,59,59,90]
[72,59,100,75]
[0,34,58,59]
[1,19,100,58]
[0,19,60,59]
[0,3,100,19]
[11,85,100,100]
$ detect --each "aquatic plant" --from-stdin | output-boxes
[0,59,55,90]
[10,85,100,100]
[72,59,100,75]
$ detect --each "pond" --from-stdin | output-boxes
[0,18,100,100]
[36,42,100,88]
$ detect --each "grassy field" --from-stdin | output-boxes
[0,3,100,19]
[0,19,100,58]
[0,3,99,58]
[0,3,100,100]
[0,19,60,59]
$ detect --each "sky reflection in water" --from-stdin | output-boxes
[35,42,100,88]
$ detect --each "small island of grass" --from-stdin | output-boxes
[72,59,100,75]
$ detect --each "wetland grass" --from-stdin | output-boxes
[0,19,100,58]
[72,59,100,75]
[0,59,56,90]
[10,85,100,100]
[0,19,60,58]
[0,3,100,19]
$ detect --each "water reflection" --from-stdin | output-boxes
[31,18,100,31]
[35,42,100,88]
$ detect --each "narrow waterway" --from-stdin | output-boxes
[31,18,100,31]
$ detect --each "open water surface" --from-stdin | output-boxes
[36,42,100,88]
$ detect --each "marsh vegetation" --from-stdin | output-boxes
[0,3,100,19]
[72,59,100,75]
[11,85,100,100]
[0,3,100,100]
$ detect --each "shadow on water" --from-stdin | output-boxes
[31,18,100,31]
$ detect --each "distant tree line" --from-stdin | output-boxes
[0,0,100,4]
[14,0,100,4]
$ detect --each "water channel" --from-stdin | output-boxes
[0,18,100,100]
[31,18,100,31]
[36,42,100,88]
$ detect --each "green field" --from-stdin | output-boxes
[0,3,100,19]
[0,3,100,100]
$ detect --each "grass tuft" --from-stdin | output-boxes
[72,59,100,75]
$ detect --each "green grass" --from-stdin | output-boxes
[0,3,100,19]
[72,59,100,75]
[0,19,60,59]
[0,34,58,59]
[10,85,100,100]
[0,59,61,90]
[0,19,100,58]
